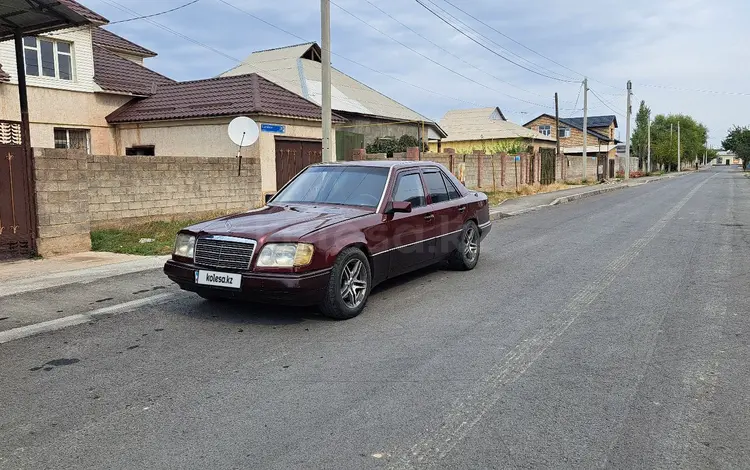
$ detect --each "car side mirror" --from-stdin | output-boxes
[386,200,412,214]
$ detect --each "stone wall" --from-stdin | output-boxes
[33,148,262,257]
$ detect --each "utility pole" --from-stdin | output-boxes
[677,121,681,172]
[321,0,333,162]
[555,92,561,179]
[647,118,651,173]
[670,123,673,172]
[625,80,632,179]
[582,78,588,181]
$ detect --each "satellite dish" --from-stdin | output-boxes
[228,116,259,147]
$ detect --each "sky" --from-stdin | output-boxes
[85,0,750,147]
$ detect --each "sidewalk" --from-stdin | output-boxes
[0,251,169,298]
[490,173,685,219]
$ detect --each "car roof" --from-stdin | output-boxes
[312,160,443,169]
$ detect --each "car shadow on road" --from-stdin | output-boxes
[180,298,325,326]
[175,263,448,326]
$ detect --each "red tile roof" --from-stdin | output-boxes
[0,63,9,82]
[92,28,156,58]
[58,0,109,24]
[107,73,346,124]
[93,45,174,96]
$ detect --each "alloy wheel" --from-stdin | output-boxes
[464,227,478,262]
[340,259,367,309]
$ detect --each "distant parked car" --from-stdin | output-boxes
[164,161,492,319]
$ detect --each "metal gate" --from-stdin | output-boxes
[275,139,322,190]
[540,148,556,185]
[1,120,35,260]
[335,131,364,161]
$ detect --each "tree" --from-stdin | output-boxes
[721,126,750,170]
[366,134,427,157]
[630,100,651,160]
[649,114,708,171]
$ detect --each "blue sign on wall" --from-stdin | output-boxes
[261,123,286,134]
[514,155,521,162]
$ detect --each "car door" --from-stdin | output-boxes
[386,170,434,277]
[422,168,465,256]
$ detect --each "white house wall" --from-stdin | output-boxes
[0,27,98,93]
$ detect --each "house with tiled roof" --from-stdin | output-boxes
[523,113,619,178]
[220,42,447,161]
[429,107,555,154]
[107,73,348,192]
[0,12,171,154]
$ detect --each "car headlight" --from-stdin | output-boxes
[174,233,196,258]
[256,243,314,268]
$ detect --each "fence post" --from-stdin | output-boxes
[474,150,484,188]
[446,148,456,174]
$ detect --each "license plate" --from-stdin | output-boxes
[195,270,242,289]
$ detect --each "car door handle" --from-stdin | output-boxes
[424,213,435,221]
[458,206,466,213]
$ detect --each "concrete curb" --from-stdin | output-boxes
[0,255,171,298]
[489,172,688,221]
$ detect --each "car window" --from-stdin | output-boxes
[272,166,388,207]
[423,171,450,204]
[392,173,425,208]
[442,172,462,199]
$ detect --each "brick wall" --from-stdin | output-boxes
[33,149,262,257]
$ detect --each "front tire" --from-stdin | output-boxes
[448,221,480,271]
[319,247,371,320]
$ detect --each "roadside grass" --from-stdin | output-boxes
[91,210,233,256]
[483,182,584,206]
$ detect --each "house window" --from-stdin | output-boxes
[54,128,90,153]
[558,127,571,138]
[538,125,551,137]
[23,37,73,80]
[126,145,156,156]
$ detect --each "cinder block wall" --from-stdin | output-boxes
[87,155,261,225]
[33,149,91,257]
[33,149,262,257]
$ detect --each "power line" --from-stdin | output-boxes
[329,0,550,108]
[97,0,530,115]
[359,0,554,101]
[589,87,626,118]
[436,0,621,90]
[415,0,578,84]
[569,82,583,117]
[428,0,577,82]
[108,0,201,24]
[639,83,750,97]
[214,0,553,112]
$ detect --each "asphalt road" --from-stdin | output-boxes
[1,166,748,469]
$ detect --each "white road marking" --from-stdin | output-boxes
[389,174,716,469]
[0,293,177,344]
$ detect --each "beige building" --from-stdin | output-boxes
[429,107,555,154]
[220,42,447,159]
[107,73,346,194]
[0,22,172,154]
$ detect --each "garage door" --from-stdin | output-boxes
[275,139,322,190]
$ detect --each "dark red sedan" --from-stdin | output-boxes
[164,161,491,319]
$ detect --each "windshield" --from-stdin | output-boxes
[272,166,389,208]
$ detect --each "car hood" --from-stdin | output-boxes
[185,204,371,242]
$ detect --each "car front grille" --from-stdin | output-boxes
[194,236,256,271]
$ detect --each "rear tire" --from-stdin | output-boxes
[448,221,480,271]
[319,247,371,320]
